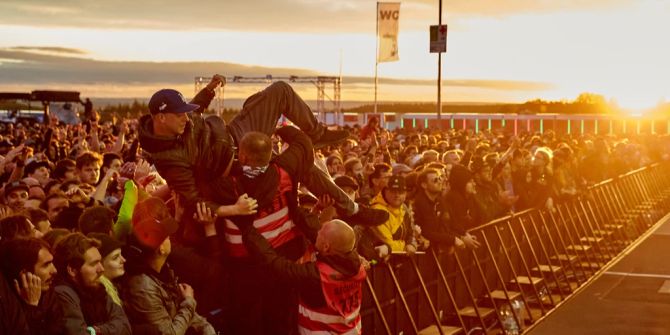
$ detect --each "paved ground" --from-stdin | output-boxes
[526,213,670,335]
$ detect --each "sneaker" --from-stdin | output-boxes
[343,206,389,226]
[313,128,350,149]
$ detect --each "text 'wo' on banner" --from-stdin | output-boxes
[377,2,400,63]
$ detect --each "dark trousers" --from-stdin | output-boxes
[226,262,297,335]
[227,81,356,216]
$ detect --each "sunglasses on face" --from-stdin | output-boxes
[430,176,444,183]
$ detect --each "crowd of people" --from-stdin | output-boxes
[1,75,669,335]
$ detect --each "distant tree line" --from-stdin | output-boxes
[344,93,625,115]
[96,100,239,122]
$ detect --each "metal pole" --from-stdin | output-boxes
[437,0,443,130]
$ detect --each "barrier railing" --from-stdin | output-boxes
[362,162,670,334]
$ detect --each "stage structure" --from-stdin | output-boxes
[194,75,342,124]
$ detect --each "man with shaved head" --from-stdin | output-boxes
[315,219,357,255]
[237,218,366,334]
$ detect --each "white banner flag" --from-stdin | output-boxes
[377,2,400,63]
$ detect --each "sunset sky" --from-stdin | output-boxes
[0,0,668,110]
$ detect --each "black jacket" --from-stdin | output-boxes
[138,88,236,217]
[0,273,29,335]
[413,190,457,246]
[444,164,477,234]
[0,273,62,335]
[54,281,131,335]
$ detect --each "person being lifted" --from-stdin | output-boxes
[138,75,387,243]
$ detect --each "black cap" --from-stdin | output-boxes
[386,175,406,192]
[88,233,124,259]
[3,181,29,196]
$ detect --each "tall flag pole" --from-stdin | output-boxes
[437,0,443,130]
[376,2,400,128]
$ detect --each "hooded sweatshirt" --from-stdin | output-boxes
[444,164,475,234]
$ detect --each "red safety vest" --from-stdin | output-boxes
[224,165,300,257]
[297,261,366,334]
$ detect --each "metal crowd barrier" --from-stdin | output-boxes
[361,162,670,335]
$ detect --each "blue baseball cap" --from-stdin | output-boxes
[148,89,200,115]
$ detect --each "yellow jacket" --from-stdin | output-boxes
[370,192,409,252]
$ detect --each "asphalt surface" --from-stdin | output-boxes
[526,213,670,335]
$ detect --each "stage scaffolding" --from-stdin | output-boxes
[194,75,341,124]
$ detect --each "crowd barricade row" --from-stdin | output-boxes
[361,162,670,335]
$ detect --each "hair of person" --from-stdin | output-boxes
[24,207,49,224]
[102,152,122,169]
[78,206,116,235]
[0,237,50,282]
[53,232,101,277]
[53,207,83,231]
[512,148,530,160]
[474,142,491,155]
[368,163,392,187]
[326,154,342,166]
[43,228,71,248]
[0,215,33,244]
[422,149,439,158]
[40,191,68,212]
[239,131,272,167]
[403,145,418,155]
[343,158,361,173]
[417,168,441,188]
[58,180,80,193]
[43,180,62,195]
[443,149,460,157]
[405,171,418,194]
[75,151,103,170]
[426,162,446,171]
[440,151,454,163]
[534,146,554,161]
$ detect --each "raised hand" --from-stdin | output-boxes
[315,194,335,211]
[207,74,226,91]
[193,202,216,224]
[119,162,137,179]
[134,159,152,181]
[0,205,13,219]
[3,144,24,163]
